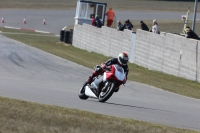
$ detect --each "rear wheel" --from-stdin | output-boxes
[78,81,89,100]
[98,81,116,102]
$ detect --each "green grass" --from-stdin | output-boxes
[0,96,199,133]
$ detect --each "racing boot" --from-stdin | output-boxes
[88,76,93,84]
[87,74,94,84]
[88,65,104,84]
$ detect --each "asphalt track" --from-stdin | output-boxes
[1,9,200,34]
[0,35,200,131]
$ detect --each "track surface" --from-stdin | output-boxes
[1,9,200,34]
[0,35,200,131]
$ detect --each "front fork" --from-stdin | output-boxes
[101,82,110,92]
[101,81,119,92]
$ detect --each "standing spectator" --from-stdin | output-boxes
[95,15,102,28]
[140,20,149,31]
[152,19,159,34]
[91,15,95,26]
[124,19,133,30]
[117,21,124,31]
[185,26,200,40]
[106,8,115,27]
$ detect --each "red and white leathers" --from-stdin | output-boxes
[88,57,129,84]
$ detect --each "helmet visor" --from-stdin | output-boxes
[119,57,128,65]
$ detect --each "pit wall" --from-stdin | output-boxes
[72,24,200,82]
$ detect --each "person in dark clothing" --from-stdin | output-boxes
[87,52,129,95]
[140,20,149,31]
[124,19,133,30]
[185,26,200,40]
[95,15,103,28]
[117,21,124,31]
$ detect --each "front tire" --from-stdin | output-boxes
[78,81,89,100]
[98,81,116,102]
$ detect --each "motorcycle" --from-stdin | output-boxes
[78,64,126,102]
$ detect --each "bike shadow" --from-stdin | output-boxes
[88,99,173,113]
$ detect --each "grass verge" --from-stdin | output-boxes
[0,96,199,133]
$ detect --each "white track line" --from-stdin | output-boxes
[0,32,58,37]
[4,26,20,30]
[35,30,51,34]
[62,26,67,30]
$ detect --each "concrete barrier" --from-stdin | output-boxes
[73,23,133,58]
[134,29,200,82]
[72,24,200,82]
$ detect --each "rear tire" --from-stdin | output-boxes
[78,81,89,100]
[98,81,116,102]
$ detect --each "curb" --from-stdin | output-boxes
[4,26,51,34]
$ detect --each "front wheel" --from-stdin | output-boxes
[98,81,116,102]
[78,81,89,100]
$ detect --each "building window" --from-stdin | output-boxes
[87,3,96,19]
[80,3,87,18]
[97,5,103,19]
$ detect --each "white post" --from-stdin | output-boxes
[192,0,198,31]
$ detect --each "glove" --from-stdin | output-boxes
[94,65,102,72]
[100,63,107,70]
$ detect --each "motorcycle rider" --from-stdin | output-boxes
[87,52,129,96]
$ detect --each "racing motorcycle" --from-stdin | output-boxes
[78,64,126,102]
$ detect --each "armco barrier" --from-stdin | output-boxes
[72,24,200,82]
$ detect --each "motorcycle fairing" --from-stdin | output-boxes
[85,86,98,98]
[114,65,125,81]
[103,64,125,82]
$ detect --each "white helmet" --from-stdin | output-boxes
[118,52,129,65]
